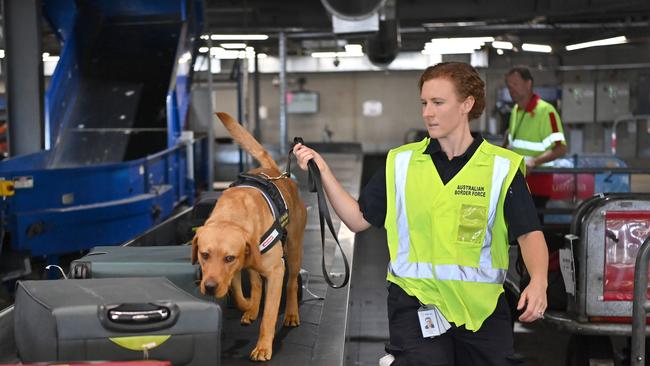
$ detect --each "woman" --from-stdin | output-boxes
[293,62,548,366]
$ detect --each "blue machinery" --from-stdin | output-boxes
[0,0,204,271]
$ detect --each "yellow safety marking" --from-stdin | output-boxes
[109,335,171,351]
[0,180,14,197]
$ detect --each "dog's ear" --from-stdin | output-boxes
[244,233,261,263]
[239,228,253,258]
[191,227,202,264]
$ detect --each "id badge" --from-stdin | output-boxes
[417,305,450,338]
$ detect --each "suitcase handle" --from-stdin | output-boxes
[98,302,180,332]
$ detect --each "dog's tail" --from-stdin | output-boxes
[215,112,280,171]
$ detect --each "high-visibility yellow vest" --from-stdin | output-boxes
[507,94,566,157]
[385,138,524,331]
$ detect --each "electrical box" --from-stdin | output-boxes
[596,82,630,122]
[561,83,595,123]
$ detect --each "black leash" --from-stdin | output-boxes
[287,137,350,289]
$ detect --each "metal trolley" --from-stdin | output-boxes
[536,192,650,365]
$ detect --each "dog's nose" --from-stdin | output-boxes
[204,281,218,295]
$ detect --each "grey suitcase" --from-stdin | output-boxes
[14,277,221,366]
[69,246,207,300]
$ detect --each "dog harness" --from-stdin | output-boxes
[230,173,290,254]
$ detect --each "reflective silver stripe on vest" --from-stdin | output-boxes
[434,155,510,284]
[389,150,433,279]
[433,265,506,283]
[510,132,566,152]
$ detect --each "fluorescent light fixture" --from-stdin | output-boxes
[209,47,240,59]
[0,50,4,58]
[200,35,209,40]
[423,21,487,28]
[496,49,504,55]
[345,44,362,52]
[199,47,209,53]
[207,47,251,59]
[565,36,627,51]
[522,43,552,53]
[423,37,494,54]
[311,45,364,58]
[491,41,513,50]
[210,34,269,41]
[344,44,363,56]
[220,43,247,49]
[311,51,338,58]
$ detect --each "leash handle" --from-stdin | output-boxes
[287,137,316,192]
[288,137,350,289]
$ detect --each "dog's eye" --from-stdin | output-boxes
[224,255,235,263]
[201,252,209,260]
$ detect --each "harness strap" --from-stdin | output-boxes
[230,173,289,253]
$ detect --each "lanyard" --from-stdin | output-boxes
[510,106,527,140]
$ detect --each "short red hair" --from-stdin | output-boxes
[418,62,486,120]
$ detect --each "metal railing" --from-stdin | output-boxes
[631,236,650,365]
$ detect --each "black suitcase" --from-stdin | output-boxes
[69,245,207,300]
[14,277,221,366]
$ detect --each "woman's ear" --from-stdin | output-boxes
[462,96,475,115]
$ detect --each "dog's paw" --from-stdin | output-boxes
[283,312,300,327]
[240,310,258,325]
[249,346,272,361]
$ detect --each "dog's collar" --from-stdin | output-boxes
[230,173,290,254]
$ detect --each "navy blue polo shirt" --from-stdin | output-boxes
[358,133,541,243]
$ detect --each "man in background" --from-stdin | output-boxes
[503,66,567,170]
[503,66,568,312]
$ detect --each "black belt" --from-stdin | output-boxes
[287,137,350,289]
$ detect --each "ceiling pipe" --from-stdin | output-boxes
[320,0,400,65]
[366,0,400,66]
[320,0,386,20]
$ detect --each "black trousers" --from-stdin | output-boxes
[386,283,521,366]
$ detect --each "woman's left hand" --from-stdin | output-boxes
[517,278,548,322]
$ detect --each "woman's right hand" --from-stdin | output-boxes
[292,143,328,172]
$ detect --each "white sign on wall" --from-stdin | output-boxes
[363,100,383,117]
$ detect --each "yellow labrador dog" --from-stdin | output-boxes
[192,112,306,361]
